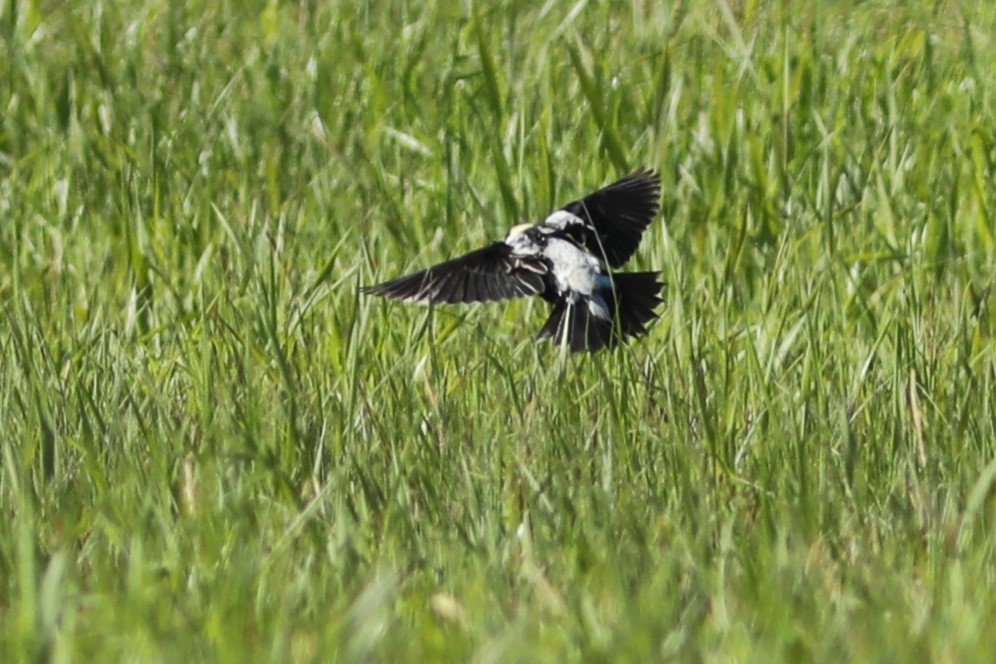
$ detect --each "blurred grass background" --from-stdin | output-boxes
[2,0,996,660]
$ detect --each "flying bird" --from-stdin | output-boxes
[363,169,664,352]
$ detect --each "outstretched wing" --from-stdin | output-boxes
[362,242,546,304]
[551,168,661,268]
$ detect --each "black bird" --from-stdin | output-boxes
[363,169,664,352]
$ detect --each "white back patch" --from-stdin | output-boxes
[588,294,611,320]
[544,238,602,296]
[540,210,584,232]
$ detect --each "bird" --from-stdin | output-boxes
[362,169,664,352]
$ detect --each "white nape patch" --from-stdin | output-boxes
[544,238,603,297]
[540,210,584,232]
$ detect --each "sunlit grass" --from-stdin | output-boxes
[2,0,996,661]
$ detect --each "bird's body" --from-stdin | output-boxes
[363,169,664,352]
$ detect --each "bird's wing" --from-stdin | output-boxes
[362,242,546,304]
[547,168,661,268]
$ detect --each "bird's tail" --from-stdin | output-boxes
[537,271,664,352]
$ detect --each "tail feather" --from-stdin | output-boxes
[611,271,664,337]
[537,271,664,352]
[537,300,613,352]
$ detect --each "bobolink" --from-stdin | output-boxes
[363,169,664,352]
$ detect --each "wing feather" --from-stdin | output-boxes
[363,242,546,304]
[555,168,661,267]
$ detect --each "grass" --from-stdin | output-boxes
[2,0,996,660]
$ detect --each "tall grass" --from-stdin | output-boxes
[2,0,995,660]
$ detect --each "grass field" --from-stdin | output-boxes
[3,0,996,661]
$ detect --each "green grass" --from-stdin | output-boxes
[2,0,996,660]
